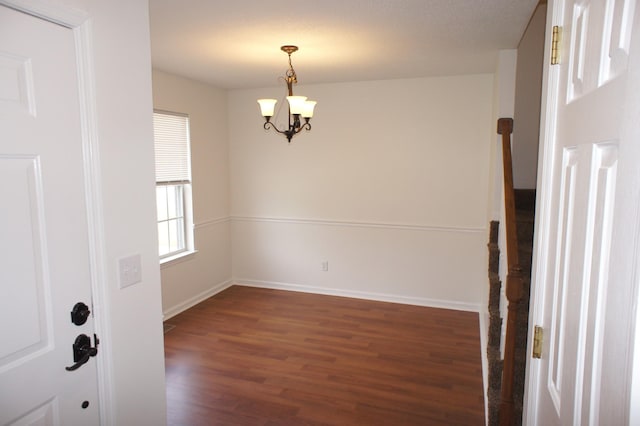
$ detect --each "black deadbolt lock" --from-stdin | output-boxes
[70,302,91,326]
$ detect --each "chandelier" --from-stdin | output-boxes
[257,46,317,143]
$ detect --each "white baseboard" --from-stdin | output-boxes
[162,277,481,321]
[233,278,481,313]
[162,279,233,321]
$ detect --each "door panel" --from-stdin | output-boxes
[600,0,635,83]
[0,6,100,425]
[0,156,51,368]
[547,147,579,417]
[530,0,639,424]
[575,143,616,425]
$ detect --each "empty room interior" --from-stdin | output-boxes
[7,0,640,425]
[150,0,544,424]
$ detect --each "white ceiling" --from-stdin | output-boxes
[149,0,540,90]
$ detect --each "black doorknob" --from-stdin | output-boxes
[65,334,98,371]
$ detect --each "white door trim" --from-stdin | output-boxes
[523,2,558,424]
[0,1,113,424]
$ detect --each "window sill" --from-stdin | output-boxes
[160,249,198,269]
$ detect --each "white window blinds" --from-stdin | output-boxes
[153,111,191,183]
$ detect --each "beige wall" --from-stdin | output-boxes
[229,74,495,310]
[151,72,500,311]
[513,3,547,189]
[151,70,232,317]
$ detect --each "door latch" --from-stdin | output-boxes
[65,334,99,371]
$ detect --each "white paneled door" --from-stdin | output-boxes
[0,5,100,425]
[528,0,640,424]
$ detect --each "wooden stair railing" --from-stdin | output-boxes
[497,118,525,426]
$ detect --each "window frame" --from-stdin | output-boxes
[153,110,195,263]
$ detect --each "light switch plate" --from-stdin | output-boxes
[118,254,142,289]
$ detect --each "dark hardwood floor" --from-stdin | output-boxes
[164,286,485,425]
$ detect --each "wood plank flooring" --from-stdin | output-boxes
[164,286,485,425]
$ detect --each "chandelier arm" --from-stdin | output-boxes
[263,121,286,135]
[264,121,294,143]
[263,120,311,143]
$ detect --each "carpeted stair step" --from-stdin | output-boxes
[511,189,535,426]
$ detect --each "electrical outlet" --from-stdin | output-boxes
[119,254,142,289]
[321,261,329,272]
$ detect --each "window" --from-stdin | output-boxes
[153,111,194,260]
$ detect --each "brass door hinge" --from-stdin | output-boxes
[532,325,543,359]
[551,26,561,65]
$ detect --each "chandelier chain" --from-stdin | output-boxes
[286,52,297,82]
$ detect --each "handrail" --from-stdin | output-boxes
[497,118,525,426]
